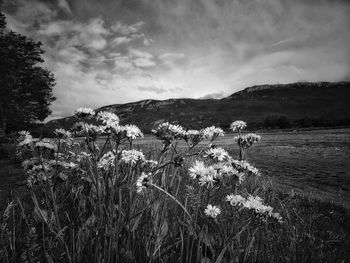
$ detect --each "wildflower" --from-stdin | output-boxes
[98,151,116,170]
[205,147,229,161]
[35,139,57,151]
[97,111,119,128]
[201,126,224,141]
[198,166,218,188]
[226,194,246,206]
[188,160,207,179]
[123,124,143,139]
[82,124,105,140]
[48,160,78,169]
[152,122,186,145]
[26,163,53,187]
[235,133,261,149]
[76,151,91,162]
[230,159,261,176]
[212,163,239,178]
[54,128,72,139]
[204,204,221,218]
[136,172,150,193]
[18,131,36,147]
[121,149,145,165]
[74,107,95,118]
[244,195,273,214]
[230,120,247,131]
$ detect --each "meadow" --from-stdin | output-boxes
[0,111,349,263]
[130,128,350,208]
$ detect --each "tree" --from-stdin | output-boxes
[0,12,55,134]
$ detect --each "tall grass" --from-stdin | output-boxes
[0,110,349,262]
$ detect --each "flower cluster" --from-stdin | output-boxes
[230,120,247,131]
[152,122,186,146]
[230,159,261,176]
[122,124,143,139]
[204,204,221,218]
[98,151,116,170]
[35,139,57,151]
[54,128,72,139]
[204,147,229,161]
[201,126,224,141]
[226,194,282,223]
[235,133,261,149]
[97,111,119,128]
[136,172,150,193]
[121,149,145,165]
[26,163,53,187]
[18,131,37,147]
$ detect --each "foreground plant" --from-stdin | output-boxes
[1,110,284,262]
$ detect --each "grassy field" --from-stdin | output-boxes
[128,128,350,208]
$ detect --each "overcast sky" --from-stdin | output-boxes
[1,0,350,120]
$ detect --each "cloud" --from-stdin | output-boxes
[1,0,349,120]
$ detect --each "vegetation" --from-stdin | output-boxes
[0,12,55,134]
[0,109,349,262]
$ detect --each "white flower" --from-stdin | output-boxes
[123,124,143,139]
[213,163,238,176]
[231,159,261,176]
[98,151,116,170]
[226,194,246,206]
[230,120,247,131]
[74,107,95,118]
[121,149,145,165]
[244,195,273,215]
[235,133,261,148]
[188,160,207,179]
[204,204,221,218]
[201,126,224,141]
[198,166,218,188]
[152,122,186,142]
[35,139,57,151]
[54,128,72,139]
[18,136,36,147]
[97,111,119,128]
[136,172,150,193]
[186,130,200,136]
[205,147,229,161]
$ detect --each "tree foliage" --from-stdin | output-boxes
[0,12,55,133]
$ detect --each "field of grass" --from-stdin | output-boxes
[0,126,349,262]
[130,128,350,208]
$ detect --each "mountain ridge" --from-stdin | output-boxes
[44,81,350,133]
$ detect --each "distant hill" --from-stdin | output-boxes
[44,81,350,134]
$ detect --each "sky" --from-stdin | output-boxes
[1,0,350,121]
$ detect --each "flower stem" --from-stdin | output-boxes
[150,183,193,221]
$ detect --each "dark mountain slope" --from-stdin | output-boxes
[44,81,350,133]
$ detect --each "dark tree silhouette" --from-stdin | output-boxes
[0,12,55,135]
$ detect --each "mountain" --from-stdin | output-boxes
[44,81,350,133]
